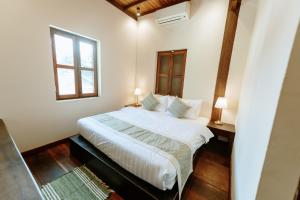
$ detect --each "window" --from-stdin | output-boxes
[50,27,98,100]
[155,49,187,98]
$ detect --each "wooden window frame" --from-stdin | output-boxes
[50,27,98,100]
[155,49,187,98]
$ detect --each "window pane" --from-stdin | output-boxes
[171,77,182,96]
[173,54,184,76]
[158,76,168,95]
[81,70,95,94]
[54,35,74,66]
[159,55,170,74]
[57,68,76,95]
[80,42,94,68]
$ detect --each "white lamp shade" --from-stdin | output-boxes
[215,97,227,109]
[134,88,142,96]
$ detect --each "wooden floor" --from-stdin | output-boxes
[23,138,229,200]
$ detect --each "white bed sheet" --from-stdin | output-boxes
[78,107,213,191]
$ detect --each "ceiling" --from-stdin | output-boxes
[106,0,190,20]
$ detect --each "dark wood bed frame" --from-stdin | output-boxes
[70,134,202,200]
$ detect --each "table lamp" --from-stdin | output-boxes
[134,88,142,106]
[214,97,227,125]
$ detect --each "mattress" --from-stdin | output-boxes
[77,107,213,191]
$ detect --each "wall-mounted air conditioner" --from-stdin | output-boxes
[155,1,190,25]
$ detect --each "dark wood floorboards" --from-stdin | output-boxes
[23,139,229,200]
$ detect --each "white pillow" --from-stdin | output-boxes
[167,96,203,119]
[154,94,168,112]
[181,98,203,119]
[167,96,176,107]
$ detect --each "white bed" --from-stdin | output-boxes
[77,107,213,191]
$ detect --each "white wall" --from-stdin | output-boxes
[232,0,300,199]
[136,0,229,119]
[223,0,258,123]
[256,22,300,200]
[0,0,137,152]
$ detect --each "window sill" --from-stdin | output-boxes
[55,95,100,102]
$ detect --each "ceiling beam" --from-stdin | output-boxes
[124,0,148,10]
[106,0,137,20]
[141,0,190,16]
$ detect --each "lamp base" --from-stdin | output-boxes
[136,96,139,106]
[214,120,223,125]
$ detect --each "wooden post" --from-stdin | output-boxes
[211,0,242,122]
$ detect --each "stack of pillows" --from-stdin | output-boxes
[140,93,202,119]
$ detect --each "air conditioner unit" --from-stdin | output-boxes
[155,2,190,25]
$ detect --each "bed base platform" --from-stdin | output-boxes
[69,134,179,200]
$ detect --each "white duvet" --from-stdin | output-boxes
[77,107,213,191]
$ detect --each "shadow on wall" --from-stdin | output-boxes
[190,0,207,19]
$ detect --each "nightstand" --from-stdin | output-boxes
[124,103,141,107]
[207,121,235,155]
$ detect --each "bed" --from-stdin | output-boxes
[72,106,213,200]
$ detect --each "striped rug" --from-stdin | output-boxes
[41,166,112,200]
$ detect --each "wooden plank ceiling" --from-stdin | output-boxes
[106,0,190,20]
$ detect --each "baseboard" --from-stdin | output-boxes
[21,137,71,157]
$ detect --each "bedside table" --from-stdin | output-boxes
[207,121,235,155]
[124,103,141,107]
